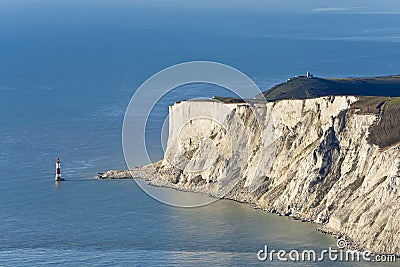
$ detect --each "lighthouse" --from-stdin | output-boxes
[55,157,63,181]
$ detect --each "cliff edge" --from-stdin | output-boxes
[101,95,400,255]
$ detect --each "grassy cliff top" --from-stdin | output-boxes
[256,74,400,101]
[349,96,400,148]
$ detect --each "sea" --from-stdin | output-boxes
[1,2,400,266]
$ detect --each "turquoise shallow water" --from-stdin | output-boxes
[1,2,400,266]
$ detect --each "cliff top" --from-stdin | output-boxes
[256,74,400,101]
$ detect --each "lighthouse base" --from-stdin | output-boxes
[55,177,65,181]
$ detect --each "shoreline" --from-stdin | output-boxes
[97,167,382,256]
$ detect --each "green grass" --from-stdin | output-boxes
[256,74,400,101]
[350,96,389,114]
[350,96,400,148]
[386,98,400,106]
[211,96,246,103]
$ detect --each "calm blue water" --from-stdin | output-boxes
[1,2,400,266]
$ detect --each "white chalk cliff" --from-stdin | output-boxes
[102,96,400,255]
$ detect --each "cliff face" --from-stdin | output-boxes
[103,96,400,255]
